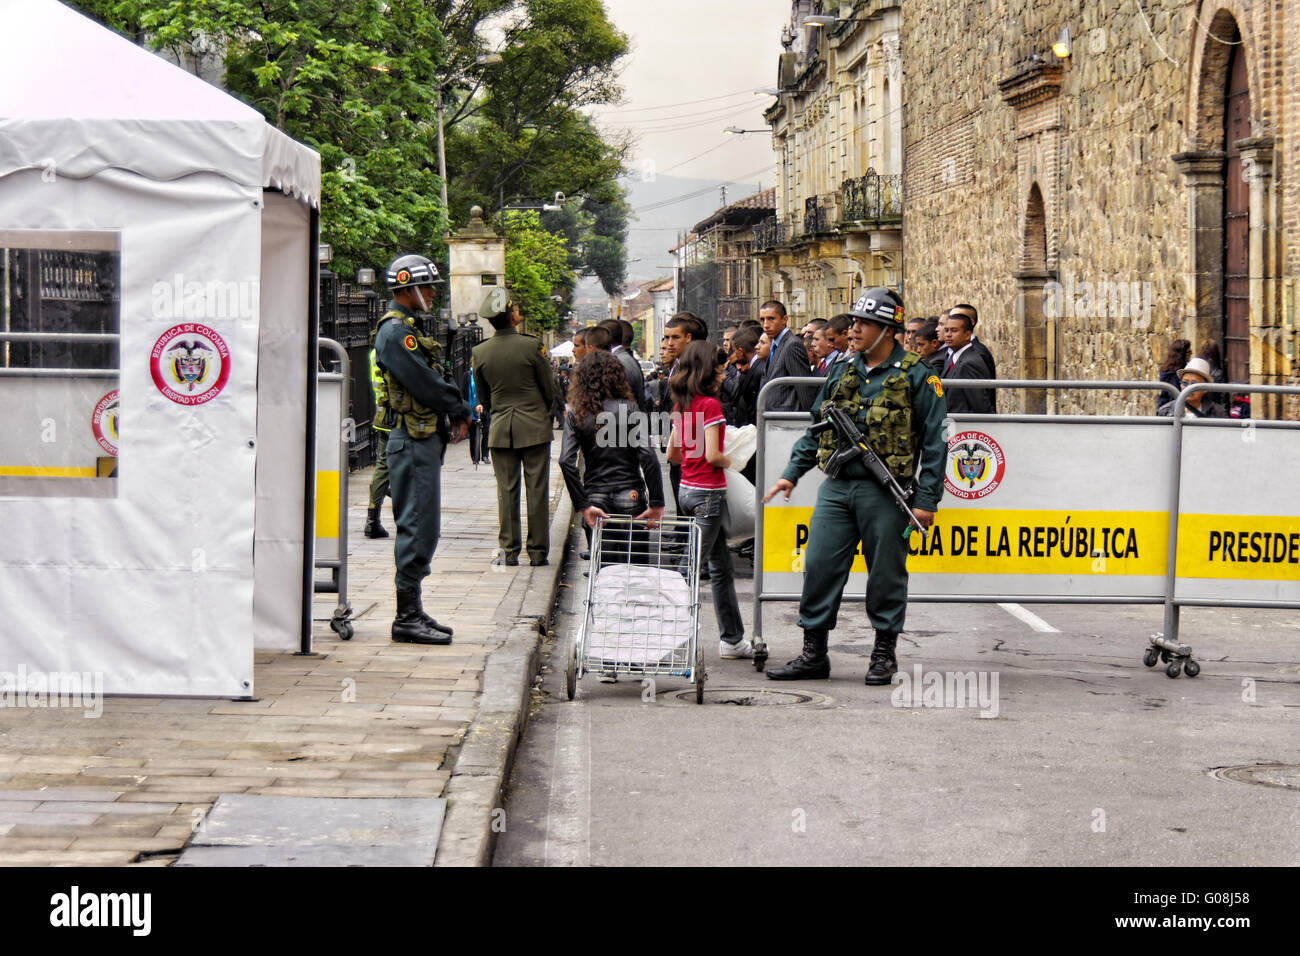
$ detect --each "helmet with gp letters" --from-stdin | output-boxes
[848,287,905,330]
[384,254,442,291]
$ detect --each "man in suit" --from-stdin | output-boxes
[939,310,996,414]
[600,318,649,412]
[759,300,816,411]
[472,297,559,566]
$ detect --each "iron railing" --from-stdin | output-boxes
[802,195,829,235]
[841,170,903,223]
[753,216,789,251]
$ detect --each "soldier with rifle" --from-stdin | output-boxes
[762,288,948,685]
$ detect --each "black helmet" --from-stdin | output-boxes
[384,254,442,290]
[848,287,904,329]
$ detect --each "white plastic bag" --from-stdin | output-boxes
[723,469,755,545]
[724,424,758,471]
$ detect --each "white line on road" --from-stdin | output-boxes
[997,603,1061,633]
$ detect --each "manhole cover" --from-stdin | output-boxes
[664,687,833,706]
[1210,764,1300,791]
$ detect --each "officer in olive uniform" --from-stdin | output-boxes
[373,255,471,644]
[763,288,947,684]
[472,296,558,566]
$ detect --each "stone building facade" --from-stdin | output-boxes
[756,0,903,329]
[903,0,1298,417]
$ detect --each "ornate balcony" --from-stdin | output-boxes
[841,170,903,224]
[753,216,789,251]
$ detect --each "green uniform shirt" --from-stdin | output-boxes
[781,342,949,511]
[471,325,558,448]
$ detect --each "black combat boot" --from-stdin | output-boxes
[364,506,389,539]
[392,589,451,645]
[765,629,830,680]
[413,589,453,638]
[864,630,899,686]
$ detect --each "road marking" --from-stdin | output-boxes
[997,603,1061,633]
[543,681,591,867]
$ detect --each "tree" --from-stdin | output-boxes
[504,211,574,332]
[70,0,447,279]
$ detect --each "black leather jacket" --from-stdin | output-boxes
[560,398,665,513]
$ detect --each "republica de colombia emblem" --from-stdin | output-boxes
[944,430,1006,500]
[91,389,120,456]
[150,323,231,405]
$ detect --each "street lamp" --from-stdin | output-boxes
[437,52,504,228]
[724,126,768,135]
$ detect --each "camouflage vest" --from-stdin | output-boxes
[816,352,921,482]
[373,310,444,440]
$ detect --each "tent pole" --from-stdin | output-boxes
[302,203,321,655]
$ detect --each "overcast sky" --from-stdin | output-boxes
[592,0,792,188]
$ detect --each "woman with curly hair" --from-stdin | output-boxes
[666,340,749,660]
[559,349,665,565]
[1156,338,1191,412]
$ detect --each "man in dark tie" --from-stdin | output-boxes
[939,310,996,414]
[759,300,816,411]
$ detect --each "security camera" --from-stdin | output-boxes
[554,192,565,205]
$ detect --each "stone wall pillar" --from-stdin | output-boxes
[445,206,504,333]
[1014,269,1051,413]
[1236,136,1281,415]
[1171,151,1226,355]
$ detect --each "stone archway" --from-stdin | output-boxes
[1176,5,1279,411]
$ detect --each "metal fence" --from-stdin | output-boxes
[841,170,903,222]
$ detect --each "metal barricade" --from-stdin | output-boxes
[315,338,354,640]
[751,375,1298,677]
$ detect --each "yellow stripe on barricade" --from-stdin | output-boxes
[762,507,1170,576]
[315,470,340,539]
[1176,513,1300,581]
[0,466,98,477]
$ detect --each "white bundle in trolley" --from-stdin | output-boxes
[584,564,692,665]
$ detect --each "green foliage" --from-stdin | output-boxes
[504,211,574,332]
[70,0,630,289]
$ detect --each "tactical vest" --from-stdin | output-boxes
[816,352,921,482]
[373,310,445,441]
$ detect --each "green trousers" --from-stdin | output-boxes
[368,428,390,508]
[798,476,911,635]
[386,427,446,591]
[491,442,551,561]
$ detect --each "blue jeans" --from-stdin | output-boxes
[678,486,744,645]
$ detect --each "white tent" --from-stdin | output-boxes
[549,340,575,359]
[0,0,322,696]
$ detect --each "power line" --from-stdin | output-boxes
[589,88,754,114]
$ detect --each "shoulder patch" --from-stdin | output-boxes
[927,375,944,398]
[403,334,418,351]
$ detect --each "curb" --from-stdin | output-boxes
[433,476,573,867]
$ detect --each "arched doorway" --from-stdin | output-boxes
[1222,24,1249,384]
[1015,183,1051,412]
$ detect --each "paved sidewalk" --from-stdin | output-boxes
[0,439,567,866]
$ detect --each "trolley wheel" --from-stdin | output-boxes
[694,643,705,705]
[565,639,577,701]
[1143,647,1160,668]
[1165,660,1182,679]
[330,619,354,641]
[1183,659,1200,678]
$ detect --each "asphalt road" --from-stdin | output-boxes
[494,526,1300,867]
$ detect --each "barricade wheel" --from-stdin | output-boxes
[1166,660,1182,679]
[1160,649,1172,664]
[331,619,354,641]
[753,641,768,672]
[1184,660,1200,678]
[565,640,577,701]
[1143,647,1159,668]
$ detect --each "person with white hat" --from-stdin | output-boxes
[1157,357,1230,419]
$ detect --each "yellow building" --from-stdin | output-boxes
[757,0,902,327]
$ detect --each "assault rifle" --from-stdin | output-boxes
[809,404,929,540]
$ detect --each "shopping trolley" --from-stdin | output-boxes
[565,515,706,703]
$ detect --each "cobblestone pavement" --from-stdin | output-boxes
[0,439,564,866]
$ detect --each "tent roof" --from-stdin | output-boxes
[0,0,320,206]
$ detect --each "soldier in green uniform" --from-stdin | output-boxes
[373,254,471,644]
[763,288,947,684]
[472,296,559,566]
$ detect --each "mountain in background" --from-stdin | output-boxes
[620,172,763,282]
